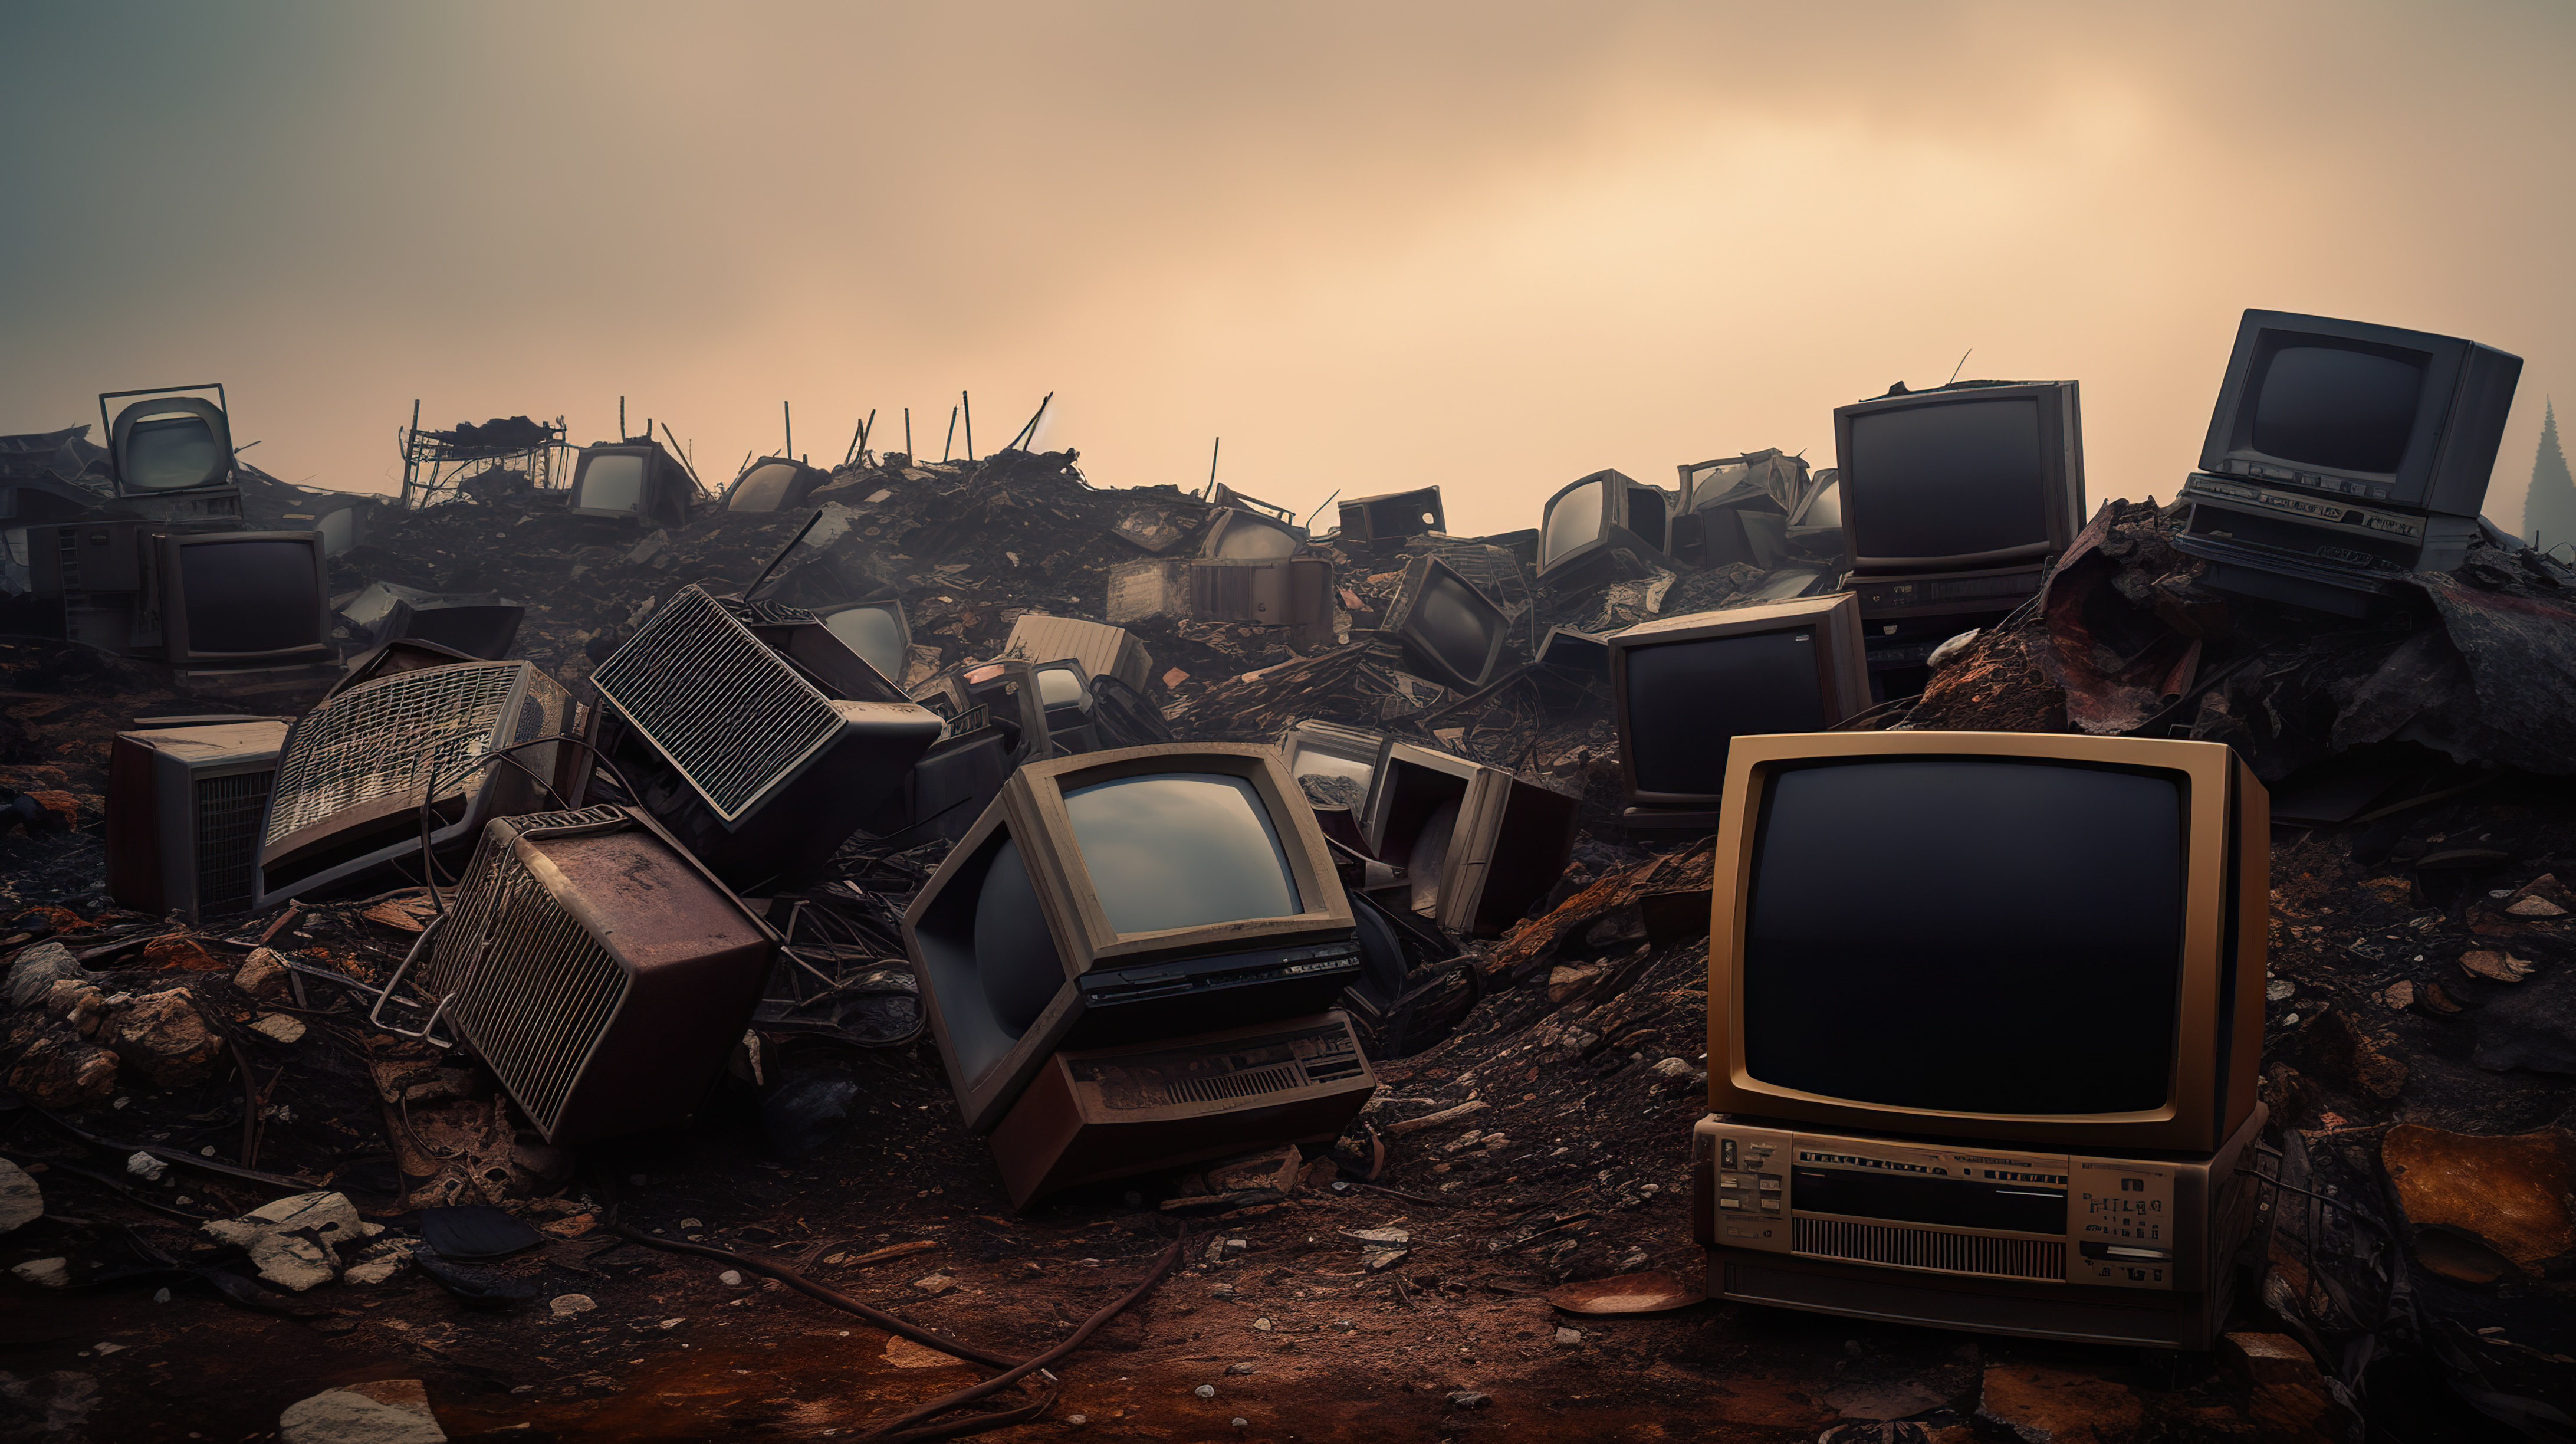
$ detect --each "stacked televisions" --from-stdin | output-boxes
[2175,309,2521,616]
[1692,731,2270,1350]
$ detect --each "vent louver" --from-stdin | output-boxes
[192,770,270,917]
[1792,1216,2066,1282]
[264,661,551,847]
[588,585,844,823]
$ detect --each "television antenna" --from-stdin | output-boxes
[1946,349,1974,386]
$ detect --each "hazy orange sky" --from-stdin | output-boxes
[5,2,2570,537]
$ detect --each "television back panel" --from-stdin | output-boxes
[1437,768,1581,936]
[1337,488,1445,543]
[987,1011,1377,1207]
[107,719,288,921]
[1188,557,1335,628]
[1004,612,1155,693]
[409,806,776,1145]
[257,659,573,904]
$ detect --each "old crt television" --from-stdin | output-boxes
[107,718,289,921]
[383,596,523,661]
[1381,555,1510,693]
[1694,733,2269,1350]
[1834,381,2084,574]
[903,744,1365,1138]
[257,659,574,904]
[403,806,778,1146]
[2195,309,2521,517]
[583,584,943,891]
[722,455,831,514]
[1539,468,1671,582]
[567,441,694,528]
[1031,657,1104,754]
[1279,720,1384,810]
[1201,507,1308,562]
[1365,741,1579,936]
[1608,594,1871,828]
[1674,450,1809,571]
[157,530,332,666]
[816,599,909,684]
[101,386,235,498]
[1337,487,1445,543]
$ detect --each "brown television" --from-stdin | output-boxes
[1608,594,1871,829]
[1696,732,2270,1347]
[902,743,1363,1137]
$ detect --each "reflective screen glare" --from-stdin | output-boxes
[728,462,804,511]
[1543,480,1605,562]
[1846,399,2048,559]
[1211,515,1301,560]
[1740,759,2186,1115]
[578,454,647,512]
[1063,772,1300,934]
[1410,575,1499,683]
[1036,665,1086,708]
[125,414,223,491]
[1801,477,1843,529]
[179,540,320,654]
[1290,749,1375,794]
[2250,344,2427,474]
[824,605,908,680]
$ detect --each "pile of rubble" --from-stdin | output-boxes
[3,441,2574,1440]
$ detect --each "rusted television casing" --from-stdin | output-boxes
[1706,732,2268,1155]
[1608,593,1871,829]
[988,1010,1377,1207]
[406,806,777,1146]
[905,743,1361,1135]
[107,719,289,921]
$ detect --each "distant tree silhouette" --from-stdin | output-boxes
[2527,399,2576,553]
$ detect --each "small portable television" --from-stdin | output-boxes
[29,523,330,666]
[901,743,1376,1206]
[1380,555,1510,693]
[1673,449,1810,571]
[256,659,576,904]
[1693,732,2269,1350]
[2176,309,2521,615]
[107,718,290,921]
[396,806,779,1145]
[1336,487,1446,543]
[1200,507,1308,562]
[567,440,695,529]
[101,385,237,502]
[1537,468,1673,584]
[816,598,911,684]
[1608,594,1871,829]
[1363,741,1579,936]
[580,584,943,892]
[721,455,831,514]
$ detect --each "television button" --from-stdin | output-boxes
[1719,1197,1742,1210]
[1758,1178,1780,1193]
[1757,1199,1780,1213]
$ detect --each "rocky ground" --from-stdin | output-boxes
[1,458,2571,1442]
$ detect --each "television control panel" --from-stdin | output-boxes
[1694,1117,2183,1291]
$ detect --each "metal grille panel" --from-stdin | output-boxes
[263,663,534,847]
[1166,1064,1307,1107]
[420,808,632,1137]
[192,770,271,916]
[1792,1217,2065,1282]
[587,585,842,822]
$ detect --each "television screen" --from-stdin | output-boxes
[1065,773,1300,934]
[1625,630,1828,797]
[822,603,907,680]
[578,454,647,513]
[1846,398,2046,560]
[1542,477,1605,563]
[2249,342,2427,475]
[1740,757,2184,1115]
[124,413,225,491]
[1208,513,1303,561]
[1409,572,1500,684]
[728,461,807,512]
[179,539,321,654]
[1036,663,1087,710]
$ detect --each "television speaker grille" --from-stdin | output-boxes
[418,806,634,1139]
[1791,1217,2065,1282]
[1165,1064,1307,1107]
[192,770,271,916]
[588,585,844,823]
[262,662,541,847]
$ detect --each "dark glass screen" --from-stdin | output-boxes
[823,605,908,680]
[1543,480,1605,563]
[1408,575,1498,685]
[179,541,320,654]
[974,836,1064,1035]
[124,415,224,491]
[1625,629,1826,798]
[2249,343,2426,474]
[1846,398,2048,559]
[577,454,646,512]
[1740,758,2186,1115]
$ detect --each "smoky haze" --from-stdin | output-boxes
[4,2,2570,536]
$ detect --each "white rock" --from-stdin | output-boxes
[1554,1327,1582,1346]
[1194,1384,1217,1399]
[233,947,290,999]
[126,1153,167,1183]
[153,1288,172,1303]
[0,1159,41,1233]
[278,1378,446,1443]
[249,1013,307,1045]
[1343,1228,1410,1248]
[11,1257,68,1288]
[1649,1056,1695,1079]
[718,1270,743,1287]
[92,1342,126,1356]
[549,1294,596,1317]
[912,1274,956,1295]
[201,1192,384,1291]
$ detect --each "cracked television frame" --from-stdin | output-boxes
[566,439,696,529]
[1537,468,1673,585]
[1608,593,1871,829]
[901,743,1374,1204]
[1693,732,2270,1349]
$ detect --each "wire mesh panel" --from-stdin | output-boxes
[192,770,271,916]
[588,585,844,823]
[263,662,539,847]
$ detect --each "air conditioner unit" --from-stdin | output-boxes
[397,806,777,1145]
[256,659,574,905]
[107,719,289,921]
